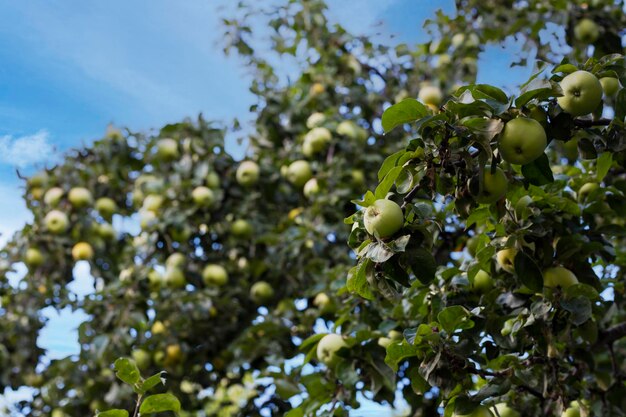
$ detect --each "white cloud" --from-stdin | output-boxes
[0,130,55,167]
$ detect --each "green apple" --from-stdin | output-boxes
[139,210,157,230]
[303,127,332,156]
[166,252,186,269]
[562,401,581,417]
[143,195,164,212]
[250,281,274,304]
[562,138,579,162]
[378,336,393,348]
[363,199,404,239]
[206,171,220,188]
[44,210,69,234]
[600,77,620,96]
[543,266,578,289]
[286,160,313,187]
[51,409,68,417]
[475,166,508,204]
[68,187,93,208]
[28,172,47,188]
[466,33,480,47]
[316,334,348,367]
[351,169,365,187]
[529,106,548,126]
[72,242,94,261]
[132,348,151,370]
[202,264,228,286]
[493,403,520,417]
[498,118,547,165]
[44,187,64,207]
[557,71,603,117]
[192,186,215,208]
[578,182,600,202]
[451,33,465,48]
[453,405,494,417]
[25,248,44,268]
[165,343,183,366]
[418,85,443,106]
[437,54,452,68]
[164,267,186,288]
[236,160,260,186]
[310,82,325,96]
[497,248,518,274]
[574,18,599,44]
[303,178,321,199]
[313,292,335,314]
[95,197,117,218]
[151,320,166,335]
[231,219,253,238]
[472,270,493,292]
[156,138,179,160]
[30,187,44,200]
[466,236,479,257]
[96,222,116,240]
[306,112,326,129]
[148,269,164,287]
[336,120,367,141]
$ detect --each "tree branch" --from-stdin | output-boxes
[573,118,612,127]
[598,322,626,346]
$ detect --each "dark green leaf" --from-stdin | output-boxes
[408,247,437,284]
[139,393,181,414]
[437,306,474,334]
[521,153,553,185]
[97,410,129,417]
[514,251,543,292]
[381,99,429,133]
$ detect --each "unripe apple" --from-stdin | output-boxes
[474,166,508,204]
[562,138,579,162]
[286,160,313,187]
[493,403,520,417]
[236,160,260,186]
[139,210,157,230]
[44,210,69,234]
[30,187,44,200]
[206,171,220,189]
[44,187,64,207]
[72,242,94,261]
[466,236,479,257]
[28,172,47,188]
[317,334,348,368]
[378,336,393,348]
[451,33,465,48]
[202,264,228,286]
[231,219,253,238]
[497,248,517,274]
[363,199,404,239]
[132,348,151,370]
[543,266,578,289]
[148,269,164,287]
[351,169,365,187]
[313,292,335,314]
[466,33,480,47]
[336,120,367,142]
[574,18,599,44]
[95,197,117,218]
[303,127,332,155]
[310,82,325,96]
[164,267,186,288]
[557,71,603,116]
[51,409,68,417]
[68,187,93,208]
[164,343,183,366]
[578,182,600,202]
[142,195,164,212]
[562,401,581,417]
[303,178,321,199]
[306,112,326,129]
[25,248,44,268]
[418,85,443,106]
[151,320,166,335]
[96,222,116,240]
[250,281,274,304]
[437,54,452,68]
[499,118,547,165]
[191,186,215,208]
[389,330,402,341]
[166,252,185,269]
[599,77,620,96]
[529,106,548,126]
[156,138,179,160]
[453,405,494,417]
[472,270,493,292]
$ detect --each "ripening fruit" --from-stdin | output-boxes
[304,127,332,154]
[236,160,260,186]
[164,267,186,288]
[44,210,69,234]
[28,172,47,188]
[453,405,494,417]
[313,292,335,314]
[306,112,326,129]
[72,242,94,261]
[578,182,600,202]
[474,166,508,204]
[96,223,116,240]
[25,248,44,268]
[336,120,367,141]
[132,349,151,370]
[472,270,493,292]
[494,403,520,417]
[231,219,253,238]
[497,248,517,274]
[363,199,404,239]
[164,344,183,366]
[316,334,348,367]
[202,264,228,286]
[156,138,179,160]
[286,160,313,187]
[599,77,620,97]
[250,281,274,304]
[151,321,166,335]
[166,252,185,269]
[310,83,325,96]
[557,71,603,117]
[44,187,64,207]
[418,85,443,106]
[498,118,547,165]
[543,266,578,289]
[351,169,365,187]
[574,18,599,44]
[466,236,479,257]
[68,187,93,208]
[561,401,581,417]
[303,178,321,199]
[143,195,164,212]
[95,197,117,218]
[206,171,220,189]
[51,409,68,417]
[191,186,215,208]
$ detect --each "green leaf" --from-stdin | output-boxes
[285,408,305,417]
[300,333,325,351]
[615,88,626,121]
[384,340,418,371]
[437,306,474,334]
[378,150,405,181]
[381,99,429,133]
[352,190,376,207]
[97,410,129,417]
[596,152,613,181]
[473,84,509,104]
[515,78,559,108]
[347,259,374,300]
[139,393,181,414]
[113,358,140,386]
[514,251,543,292]
[375,166,403,199]
[560,296,592,325]
[408,247,437,284]
[139,372,165,394]
[462,117,504,141]
[521,153,553,185]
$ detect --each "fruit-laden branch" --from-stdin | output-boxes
[598,322,626,346]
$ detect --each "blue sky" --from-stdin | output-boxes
[0,0,533,413]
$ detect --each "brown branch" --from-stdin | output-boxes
[597,322,626,346]
[401,183,421,210]
[573,118,612,127]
